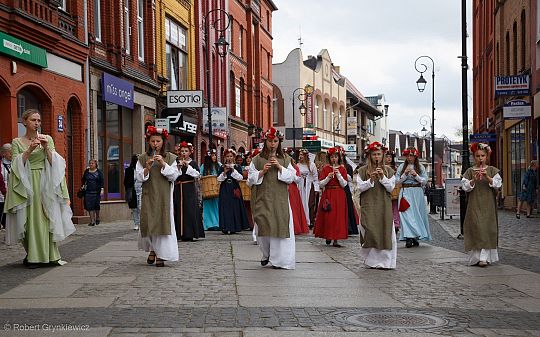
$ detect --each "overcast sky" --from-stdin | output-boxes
[271,0,473,141]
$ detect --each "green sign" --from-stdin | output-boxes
[0,31,47,68]
[302,140,321,153]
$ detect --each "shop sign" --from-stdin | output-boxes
[346,117,357,136]
[469,133,496,142]
[0,31,47,68]
[57,115,64,132]
[305,95,314,127]
[155,118,170,132]
[203,107,228,137]
[503,100,531,119]
[494,75,530,96]
[102,73,134,109]
[167,90,203,108]
[302,140,321,153]
[344,144,356,153]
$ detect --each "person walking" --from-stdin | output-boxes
[296,149,319,229]
[516,160,539,218]
[314,147,349,247]
[4,109,75,268]
[461,143,502,267]
[396,147,431,248]
[341,149,359,235]
[248,127,297,269]
[82,159,104,226]
[217,148,249,234]
[200,149,221,231]
[356,142,397,269]
[137,126,179,267]
[124,155,140,230]
[173,141,204,241]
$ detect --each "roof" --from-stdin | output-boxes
[345,79,382,117]
[365,95,383,107]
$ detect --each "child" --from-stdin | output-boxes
[200,149,221,231]
[356,142,397,269]
[461,143,502,267]
[137,126,179,267]
[296,148,320,229]
[314,147,348,247]
[217,148,249,234]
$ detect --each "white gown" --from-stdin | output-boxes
[297,162,320,226]
[248,162,296,270]
[136,161,180,261]
[356,174,397,269]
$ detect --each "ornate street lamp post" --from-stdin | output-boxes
[415,55,437,214]
[203,9,231,148]
[332,111,342,147]
[291,85,313,150]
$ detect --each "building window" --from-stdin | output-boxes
[124,0,130,55]
[509,121,526,198]
[17,89,41,137]
[97,98,133,201]
[505,32,510,75]
[521,10,526,71]
[59,0,67,11]
[239,26,243,58]
[273,94,278,126]
[137,0,144,60]
[513,22,517,74]
[165,18,188,90]
[94,0,102,41]
[230,18,234,53]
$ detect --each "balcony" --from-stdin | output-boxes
[16,0,78,37]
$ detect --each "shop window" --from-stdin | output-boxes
[17,89,41,137]
[509,121,526,197]
[165,18,188,90]
[97,97,133,200]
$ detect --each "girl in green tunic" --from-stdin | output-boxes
[5,109,75,268]
[461,143,502,267]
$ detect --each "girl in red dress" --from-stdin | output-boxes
[314,147,349,247]
[285,149,309,235]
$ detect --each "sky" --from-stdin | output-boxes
[271,0,473,141]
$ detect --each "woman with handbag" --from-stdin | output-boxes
[356,142,397,269]
[314,147,348,247]
[396,147,431,248]
[82,159,104,226]
[124,155,140,230]
[217,148,249,234]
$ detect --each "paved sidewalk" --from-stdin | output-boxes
[0,211,538,337]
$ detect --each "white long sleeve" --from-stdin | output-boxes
[490,173,502,188]
[380,175,396,192]
[183,164,200,178]
[319,176,331,189]
[247,162,264,187]
[310,163,320,192]
[335,171,348,188]
[277,163,296,184]
[137,161,179,183]
[462,173,502,192]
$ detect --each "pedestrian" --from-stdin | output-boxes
[314,146,348,247]
[218,148,250,234]
[248,127,297,269]
[296,148,320,229]
[516,160,539,218]
[200,149,221,231]
[174,141,204,241]
[385,150,401,233]
[396,147,431,248]
[340,149,359,235]
[137,126,179,267]
[4,109,75,268]
[356,142,397,269]
[461,142,502,267]
[82,159,104,226]
[124,154,140,230]
[0,143,11,232]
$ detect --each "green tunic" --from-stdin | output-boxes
[251,154,291,238]
[463,166,499,251]
[5,136,69,263]
[358,165,395,250]
[138,152,177,237]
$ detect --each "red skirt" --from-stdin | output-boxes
[289,183,309,235]
[314,187,348,240]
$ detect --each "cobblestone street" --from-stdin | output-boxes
[0,210,538,337]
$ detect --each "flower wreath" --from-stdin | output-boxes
[262,127,284,140]
[470,142,492,155]
[402,147,420,157]
[145,125,169,140]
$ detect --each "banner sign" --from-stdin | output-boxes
[0,31,47,68]
[102,73,134,109]
[503,100,531,119]
[469,133,497,142]
[346,117,357,136]
[305,95,314,127]
[494,75,530,96]
[167,90,203,108]
[155,118,170,133]
[203,107,228,137]
[444,178,461,216]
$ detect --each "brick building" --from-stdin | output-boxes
[87,0,159,220]
[0,1,88,215]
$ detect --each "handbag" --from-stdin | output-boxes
[76,183,87,199]
[398,196,410,212]
[321,198,331,212]
[233,188,242,199]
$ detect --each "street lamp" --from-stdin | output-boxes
[415,55,436,214]
[203,9,231,148]
[291,85,313,150]
[332,111,342,147]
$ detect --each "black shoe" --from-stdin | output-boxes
[405,239,413,248]
[23,256,29,266]
[88,222,95,226]
[95,220,100,225]
[28,263,39,269]
[413,239,420,247]
[516,213,520,219]
[325,240,331,245]
[260,259,269,266]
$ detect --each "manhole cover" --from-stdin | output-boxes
[337,311,447,329]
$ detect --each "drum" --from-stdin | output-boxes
[391,186,401,200]
[201,175,219,199]
[239,180,251,201]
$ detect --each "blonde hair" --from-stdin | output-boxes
[22,109,40,121]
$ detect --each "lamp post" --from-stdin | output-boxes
[415,55,436,214]
[332,111,342,147]
[291,85,313,150]
[203,9,231,148]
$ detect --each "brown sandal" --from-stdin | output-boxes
[156,258,165,267]
[147,251,156,265]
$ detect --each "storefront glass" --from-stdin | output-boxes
[509,120,526,197]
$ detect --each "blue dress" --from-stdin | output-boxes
[396,163,431,241]
[217,165,250,233]
[200,164,220,230]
